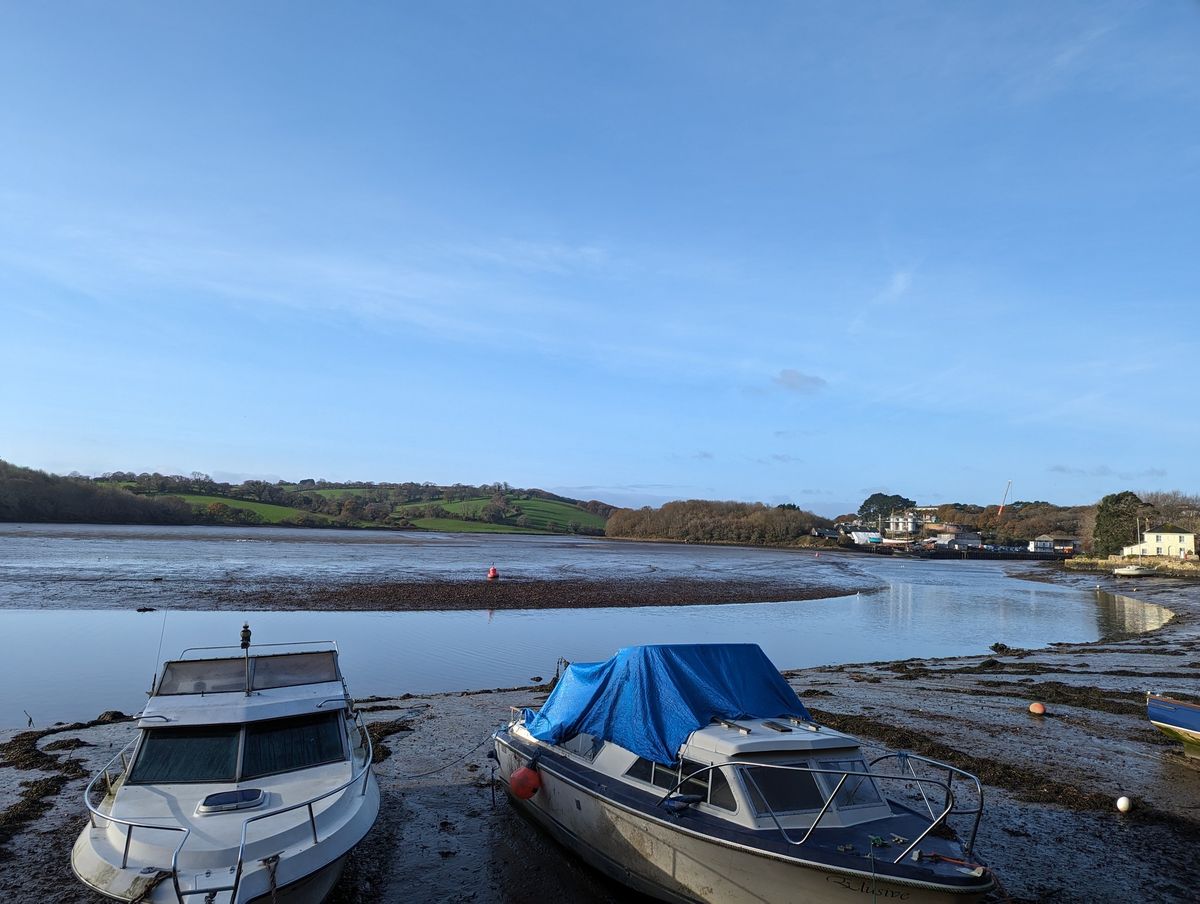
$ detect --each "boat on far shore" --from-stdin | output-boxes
[1114,563,1157,577]
[1147,693,1200,759]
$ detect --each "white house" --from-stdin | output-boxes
[885,511,919,535]
[1122,526,1196,559]
[1028,534,1082,554]
[885,507,940,536]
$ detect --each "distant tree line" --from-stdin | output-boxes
[606,500,832,546]
[0,460,608,532]
[0,460,192,525]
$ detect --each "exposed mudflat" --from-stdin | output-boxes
[2,565,1198,903]
[206,576,865,611]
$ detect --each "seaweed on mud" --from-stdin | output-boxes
[211,577,871,612]
[0,713,131,858]
[368,719,415,763]
[0,775,73,858]
[970,680,1149,716]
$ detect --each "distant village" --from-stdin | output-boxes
[816,505,1197,561]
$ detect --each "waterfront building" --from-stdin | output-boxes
[1121,526,1196,559]
[1028,534,1082,554]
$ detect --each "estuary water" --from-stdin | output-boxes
[0,524,1171,727]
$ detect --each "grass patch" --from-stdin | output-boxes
[398,495,605,532]
[163,494,335,524]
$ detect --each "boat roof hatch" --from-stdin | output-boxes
[682,718,860,758]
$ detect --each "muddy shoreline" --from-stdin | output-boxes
[2,565,1199,902]
[204,576,867,611]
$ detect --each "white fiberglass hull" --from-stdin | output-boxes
[495,738,987,904]
[71,771,379,904]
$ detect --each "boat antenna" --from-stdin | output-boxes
[241,622,252,696]
[149,609,169,695]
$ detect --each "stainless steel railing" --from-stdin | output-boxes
[658,754,983,866]
[81,710,374,903]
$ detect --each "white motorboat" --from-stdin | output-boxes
[1113,563,1156,577]
[72,625,380,903]
[493,644,995,903]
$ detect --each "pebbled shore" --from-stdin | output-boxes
[2,566,1198,903]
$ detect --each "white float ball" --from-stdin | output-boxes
[1116,796,1132,813]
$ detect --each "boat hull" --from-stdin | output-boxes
[71,771,379,904]
[495,734,988,904]
[1148,695,1200,759]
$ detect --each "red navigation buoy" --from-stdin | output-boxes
[487,565,499,581]
[510,765,541,799]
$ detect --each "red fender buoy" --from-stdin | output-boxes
[510,765,541,799]
[487,565,499,581]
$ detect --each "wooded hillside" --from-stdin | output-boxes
[606,500,832,545]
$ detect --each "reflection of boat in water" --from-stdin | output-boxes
[492,644,995,903]
[71,625,379,903]
[1147,694,1200,759]
[1113,563,1156,576]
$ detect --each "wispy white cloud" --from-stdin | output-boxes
[772,368,827,394]
[848,267,916,335]
[1049,464,1167,481]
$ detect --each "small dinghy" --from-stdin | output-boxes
[1113,564,1156,577]
[493,644,995,903]
[72,625,380,903]
[1147,693,1200,759]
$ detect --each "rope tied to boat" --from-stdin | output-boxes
[395,732,494,779]
[128,869,172,904]
[261,853,280,904]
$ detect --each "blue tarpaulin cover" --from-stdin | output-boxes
[523,644,811,765]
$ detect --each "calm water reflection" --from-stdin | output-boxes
[0,527,1172,727]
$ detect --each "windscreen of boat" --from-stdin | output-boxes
[816,758,882,808]
[742,763,826,816]
[128,713,346,784]
[129,725,240,783]
[242,712,344,779]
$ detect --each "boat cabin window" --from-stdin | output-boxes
[129,725,241,783]
[243,712,345,779]
[742,764,826,816]
[817,758,882,808]
[129,712,346,784]
[624,757,736,811]
[559,732,605,762]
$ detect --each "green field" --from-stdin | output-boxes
[166,494,335,524]
[397,495,605,532]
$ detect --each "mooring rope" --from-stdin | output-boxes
[394,731,494,779]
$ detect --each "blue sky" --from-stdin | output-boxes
[1,2,1197,516]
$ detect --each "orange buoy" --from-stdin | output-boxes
[487,565,499,581]
[1028,702,1046,716]
[510,765,541,799]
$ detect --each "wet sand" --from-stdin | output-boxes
[2,566,1198,903]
